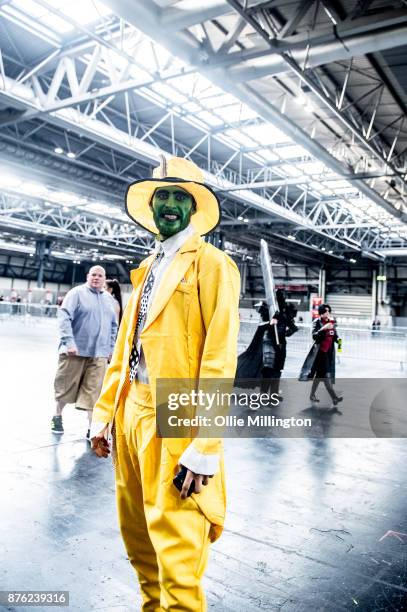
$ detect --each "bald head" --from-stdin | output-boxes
[87,265,106,291]
[88,265,105,276]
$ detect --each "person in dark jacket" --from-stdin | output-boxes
[299,304,343,405]
[236,290,298,397]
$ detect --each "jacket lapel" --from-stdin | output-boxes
[130,258,152,305]
[142,233,201,333]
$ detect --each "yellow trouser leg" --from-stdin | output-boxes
[116,382,212,612]
[147,490,211,612]
[115,409,161,611]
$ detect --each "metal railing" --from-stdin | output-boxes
[1,303,406,369]
[0,301,59,323]
[239,320,407,370]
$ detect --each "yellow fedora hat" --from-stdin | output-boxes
[125,156,220,236]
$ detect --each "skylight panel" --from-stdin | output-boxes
[182,101,201,113]
[86,202,112,214]
[44,13,72,33]
[148,41,173,69]
[123,62,151,83]
[278,164,303,177]
[246,123,287,145]
[256,149,279,162]
[330,186,359,195]
[309,181,325,193]
[169,74,196,96]
[201,94,237,110]
[151,82,187,104]
[41,0,112,28]
[325,179,353,189]
[237,105,258,121]
[10,0,113,33]
[195,75,219,95]
[215,105,248,123]
[169,73,220,102]
[276,144,310,159]
[10,0,70,33]
[299,161,326,176]
[130,40,157,71]
[220,134,240,149]
[12,0,44,18]
[224,129,256,147]
[2,4,61,42]
[132,38,174,73]
[195,111,223,127]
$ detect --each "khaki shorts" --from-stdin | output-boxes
[54,354,107,411]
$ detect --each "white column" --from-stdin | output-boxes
[371,269,377,321]
[318,268,326,302]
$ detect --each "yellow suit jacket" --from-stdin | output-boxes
[93,231,241,462]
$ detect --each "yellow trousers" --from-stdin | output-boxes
[115,382,211,611]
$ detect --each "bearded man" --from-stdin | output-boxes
[91,156,240,611]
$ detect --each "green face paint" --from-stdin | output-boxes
[151,185,195,239]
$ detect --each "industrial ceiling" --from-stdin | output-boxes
[1,0,407,272]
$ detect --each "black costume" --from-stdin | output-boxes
[236,291,298,396]
[299,313,341,403]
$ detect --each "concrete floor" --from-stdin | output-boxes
[1,318,407,611]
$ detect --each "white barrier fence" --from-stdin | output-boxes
[1,303,406,370]
[0,301,58,321]
[239,320,407,370]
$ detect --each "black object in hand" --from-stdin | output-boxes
[173,465,195,497]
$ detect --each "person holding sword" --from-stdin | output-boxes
[236,291,298,399]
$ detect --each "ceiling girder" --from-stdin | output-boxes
[0,0,406,262]
[102,0,406,224]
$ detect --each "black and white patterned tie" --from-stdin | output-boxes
[129,250,164,383]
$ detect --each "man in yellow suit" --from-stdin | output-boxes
[90,156,240,611]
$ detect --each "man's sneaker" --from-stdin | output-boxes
[51,415,64,434]
[86,429,90,442]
